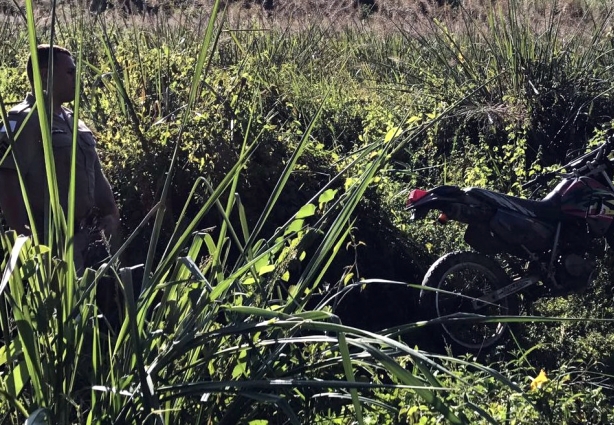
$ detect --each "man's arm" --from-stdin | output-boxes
[93,158,119,242]
[0,169,30,235]
[0,110,41,236]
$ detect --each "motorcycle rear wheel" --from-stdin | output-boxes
[419,251,518,352]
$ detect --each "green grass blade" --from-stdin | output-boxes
[338,331,364,425]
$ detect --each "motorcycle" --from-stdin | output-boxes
[405,136,614,352]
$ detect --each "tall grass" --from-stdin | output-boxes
[0,1,613,424]
[389,0,614,193]
[0,2,459,424]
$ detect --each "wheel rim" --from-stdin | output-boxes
[435,261,510,350]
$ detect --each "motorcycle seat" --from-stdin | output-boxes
[466,188,561,220]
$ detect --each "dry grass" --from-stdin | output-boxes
[2,0,610,39]
[216,0,614,40]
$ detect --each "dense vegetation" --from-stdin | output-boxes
[0,0,614,423]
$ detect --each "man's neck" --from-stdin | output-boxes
[27,91,64,114]
[53,103,63,113]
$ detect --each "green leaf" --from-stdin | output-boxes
[210,277,236,300]
[232,362,246,379]
[3,359,28,398]
[318,189,337,205]
[258,264,275,276]
[288,285,299,298]
[285,219,304,235]
[384,127,403,143]
[296,204,316,219]
[0,236,29,296]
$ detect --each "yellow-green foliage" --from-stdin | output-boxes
[2,2,614,423]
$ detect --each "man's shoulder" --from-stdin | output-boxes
[6,96,41,133]
[8,104,29,116]
[0,97,41,143]
[7,98,35,119]
[0,101,31,139]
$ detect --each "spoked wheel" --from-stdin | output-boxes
[419,251,518,352]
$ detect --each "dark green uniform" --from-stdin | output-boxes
[0,94,111,270]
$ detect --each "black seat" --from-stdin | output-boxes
[432,185,465,197]
[466,188,562,220]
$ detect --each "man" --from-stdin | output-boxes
[0,44,119,273]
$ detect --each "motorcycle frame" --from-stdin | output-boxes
[471,163,614,309]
